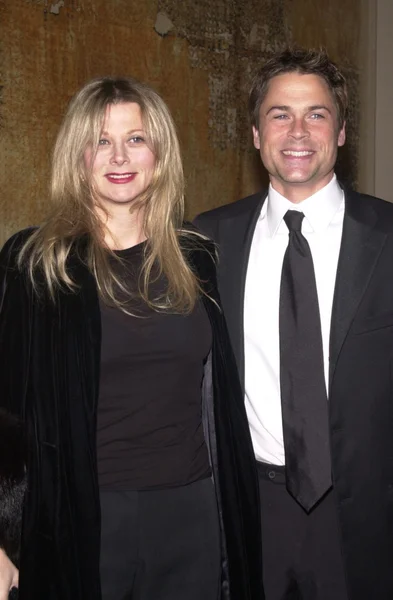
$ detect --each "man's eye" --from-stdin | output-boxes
[274,114,288,120]
[310,113,324,119]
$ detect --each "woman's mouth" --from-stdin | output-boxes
[105,173,137,184]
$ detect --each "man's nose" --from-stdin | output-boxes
[288,118,309,139]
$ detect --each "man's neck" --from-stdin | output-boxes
[269,173,335,204]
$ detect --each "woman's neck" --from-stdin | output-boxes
[97,205,146,250]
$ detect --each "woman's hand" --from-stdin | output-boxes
[0,549,18,600]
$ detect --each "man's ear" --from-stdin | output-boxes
[338,121,346,147]
[252,125,261,150]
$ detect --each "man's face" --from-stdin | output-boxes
[252,72,346,202]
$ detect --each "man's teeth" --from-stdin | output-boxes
[282,150,313,157]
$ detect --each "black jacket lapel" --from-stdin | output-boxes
[329,190,388,388]
[219,192,267,390]
[66,248,102,420]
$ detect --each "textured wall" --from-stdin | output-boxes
[0,0,361,246]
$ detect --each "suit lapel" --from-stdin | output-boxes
[220,192,267,390]
[329,190,387,388]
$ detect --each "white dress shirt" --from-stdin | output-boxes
[244,175,345,464]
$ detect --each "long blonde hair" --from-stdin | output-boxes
[18,77,203,313]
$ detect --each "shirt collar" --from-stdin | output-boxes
[261,175,344,237]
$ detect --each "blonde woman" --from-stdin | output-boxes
[0,78,262,600]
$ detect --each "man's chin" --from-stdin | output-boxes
[277,171,316,185]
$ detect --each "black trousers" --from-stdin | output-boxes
[99,477,221,600]
[257,462,349,600]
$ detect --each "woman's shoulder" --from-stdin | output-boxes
[0,229,37,305]
[1,227,37,266]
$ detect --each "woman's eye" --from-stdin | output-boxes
[98,138,109,145]
[129,136,144,143]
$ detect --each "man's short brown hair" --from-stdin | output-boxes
[249,47,348,130]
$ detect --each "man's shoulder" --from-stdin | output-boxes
[195,190,267,224]
[194,190,267,242]
[349,189,390,205]
[346,189,393,226]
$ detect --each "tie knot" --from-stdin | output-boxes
[284,210,304,232]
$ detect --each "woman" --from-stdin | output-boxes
[0,77,262,599]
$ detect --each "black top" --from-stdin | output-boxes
[96,242,212,490]
[1,229,264,600]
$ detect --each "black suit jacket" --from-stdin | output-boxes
[0,231,263,600]
[195,188,393,600]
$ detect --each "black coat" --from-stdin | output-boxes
[195,188,393,600]
[0,231,263,600]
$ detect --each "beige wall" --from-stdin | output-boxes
[358,0,376,196]
[374,0,393,202]
[358,0,393,202]
[0,0,362,247]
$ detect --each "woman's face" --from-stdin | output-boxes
[84,102,156,212]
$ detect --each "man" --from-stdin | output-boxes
[195,48,393,600]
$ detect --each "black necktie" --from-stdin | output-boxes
[279,210,332,512]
